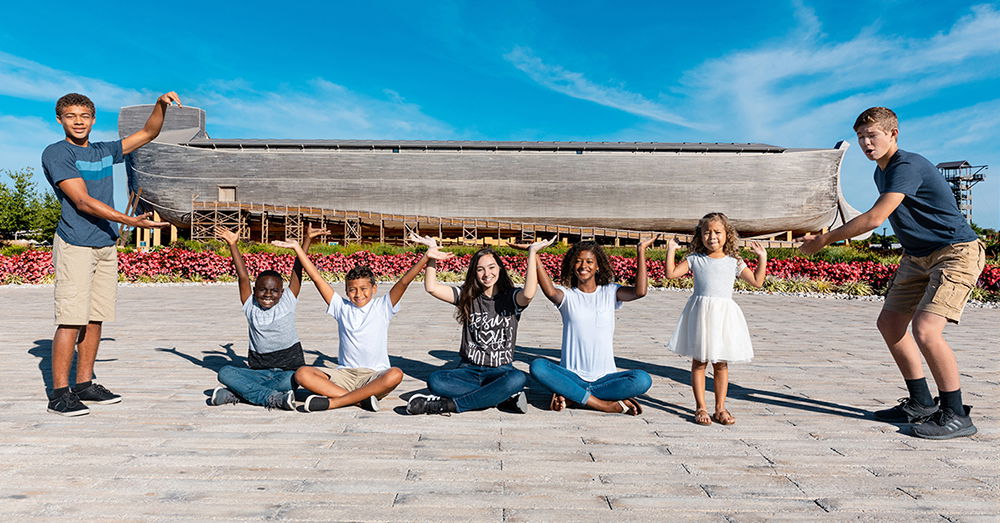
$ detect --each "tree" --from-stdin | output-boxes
[0,167,62,242]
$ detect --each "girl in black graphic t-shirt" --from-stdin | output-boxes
[405,235,555,415]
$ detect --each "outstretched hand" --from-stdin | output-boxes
[215,226,239,245]
[306,225,328,240]
[796,233,824,255]
[528,236,558,252]
[638,234,661,251]
[271,240,299,250]
[133,212,170,229]
[426,246,454,261]
[409,233,439,249]
[667,238,681,251]
[749,241,767,257]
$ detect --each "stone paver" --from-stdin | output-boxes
[1,283,998,521]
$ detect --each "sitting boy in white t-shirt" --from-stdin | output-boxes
[273,239,448,411]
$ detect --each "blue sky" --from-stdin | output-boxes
[2,0,999,230]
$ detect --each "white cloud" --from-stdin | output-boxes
[0,51,151,109]
[504,46,704,131]
[192,78,454,140]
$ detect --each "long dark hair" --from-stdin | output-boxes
[560,241,615,288]
[456,248,514,324]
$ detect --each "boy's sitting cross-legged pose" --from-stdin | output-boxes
[272,239,448,411]
[209,226,323,410]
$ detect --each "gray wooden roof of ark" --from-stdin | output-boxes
[177,138,786,153]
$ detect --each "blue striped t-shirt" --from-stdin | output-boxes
[42,139,123,247]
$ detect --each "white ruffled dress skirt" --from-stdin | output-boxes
[667,254,754,363]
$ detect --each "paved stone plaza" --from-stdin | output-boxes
[1,283,998,521]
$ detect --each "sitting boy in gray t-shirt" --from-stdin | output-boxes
[209,226,323,410]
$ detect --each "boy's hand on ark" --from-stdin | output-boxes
[214,226,239,245]
[158,92,182,107]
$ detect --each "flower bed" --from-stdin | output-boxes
[1,248,998,296]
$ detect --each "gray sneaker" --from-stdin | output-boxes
[912,406,977,440]
[209,386,239,406]
[265,390,295,411]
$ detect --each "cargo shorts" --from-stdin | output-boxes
[53,235,118,325]
[883,240,985,323]
[322,367,392,399]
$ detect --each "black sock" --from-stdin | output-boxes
[73,380,93,392]
[51,386,70,399]
[905,378,934,407]
[939,389,964,414]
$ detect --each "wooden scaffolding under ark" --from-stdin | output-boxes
[183,199,810,249]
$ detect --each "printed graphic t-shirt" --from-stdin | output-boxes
[42,140,123,247]
[452,286,525,367]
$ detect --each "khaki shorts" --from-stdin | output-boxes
[883,240,985,323]
[322,367,391,399]
[53,235,118,325]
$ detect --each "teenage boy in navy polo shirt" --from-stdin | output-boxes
[800,107,985,439]
[42,91,181,416]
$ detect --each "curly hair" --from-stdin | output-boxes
[691,212,740,258]
[560,241,615,288]
[853,107,897,133]
[455,248,514,324]
[346,265,376,286]
[55,93,95,117]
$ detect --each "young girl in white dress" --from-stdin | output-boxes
[665,212,767,426]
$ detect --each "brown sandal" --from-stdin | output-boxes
[616,398,642,416]
[711,409,735,425]
[694,409,712,425]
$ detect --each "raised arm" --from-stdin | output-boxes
[410,234,456,303]
[535,253,564,305]
[664,238,690,279]
[515,236,557,307]
[389,252,431,307]
[617,236,658,302]
[216,226,251,303]
[272,240,334,305]
[289,226,327,297]
[739,241,768,288]
[121,92,183,155]
[798,192,904,255]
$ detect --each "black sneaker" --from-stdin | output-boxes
[303,395,330,412]
[873,397,939,423]
[498,391,528,413]
[359,395,379,412]
[406,394,454,415]
[47,390,89,417]
[75,383,122,405]
[264,390,295,411]
[912,406,977,440]
[209,386,239,406]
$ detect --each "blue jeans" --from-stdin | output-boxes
[218,365,295,406]
[428,363,527,413]
[529,358,651,405]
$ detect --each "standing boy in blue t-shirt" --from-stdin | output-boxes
[41,91,181,416]
[800,107,985,439]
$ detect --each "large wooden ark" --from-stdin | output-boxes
[119,105,862,238]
